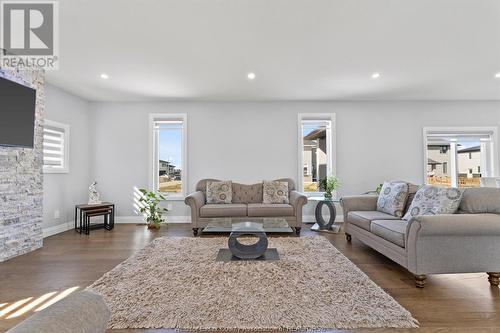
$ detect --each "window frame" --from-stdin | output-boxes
[297,113,336,196]
[148,113,187,200]
[422,126,499,187]
[42,120,70,174]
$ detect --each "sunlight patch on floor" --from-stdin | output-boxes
[0,286,80,320]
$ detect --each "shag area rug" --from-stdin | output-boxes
[88,236,418,330]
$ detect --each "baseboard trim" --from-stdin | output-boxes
[42,215,340,236]
[43,221,73,238]
[116,216,191,224]
[303,215,344,224]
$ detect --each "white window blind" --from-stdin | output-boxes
[43,120,69,173]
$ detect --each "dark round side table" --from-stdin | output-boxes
[308,196,341,233]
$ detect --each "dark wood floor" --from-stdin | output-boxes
[0,223,499,333]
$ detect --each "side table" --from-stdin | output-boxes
[308,197,341,233]
[75,202,115,234]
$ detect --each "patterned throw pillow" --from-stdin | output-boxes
[402,185,463,221]
[206,181,232,204]
[376,181,410,217]
[263,181,289,204]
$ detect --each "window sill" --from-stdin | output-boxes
[160,196,185,201]
[43,169,69,174]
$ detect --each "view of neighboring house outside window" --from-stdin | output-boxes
[150,114,187,197]
[299,114,335,193]
[424,128,498,188]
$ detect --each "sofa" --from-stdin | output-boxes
[185,178,307,236]
[341,186,500,288]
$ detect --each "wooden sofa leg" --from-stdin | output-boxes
[192,228,199,236]
[415,274,427,288]
[345,233,352,242]
[295,227,301,236]
[487,272,500,286]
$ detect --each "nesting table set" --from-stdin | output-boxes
[74,202,115,235]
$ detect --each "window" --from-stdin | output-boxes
[298,113,335,193]
[149,114,187,198]
[42,120,69,173]
[424,127,498,188]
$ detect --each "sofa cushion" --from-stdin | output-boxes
[370,219,408,248]
[347,211,401,231]
[403,185,463,221]
[206,180,232,204]
[376,181,409,217]
[403,184,420,215]
[200,204,247,217]
[459,187,500,214]
[232,183,263,204]
[247,203,294,217]
[263,181,289,204]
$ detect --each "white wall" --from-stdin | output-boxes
[43,84,90,231]
[88,101,500,220]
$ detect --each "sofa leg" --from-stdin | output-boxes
[295,227,301,236]
[192,228,199,236]
[346,233,352,242]
[415,274,427,288]
[487,272,500,286]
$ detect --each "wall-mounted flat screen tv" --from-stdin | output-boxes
[0,76,37,148]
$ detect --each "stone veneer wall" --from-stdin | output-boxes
[0,67,45,262]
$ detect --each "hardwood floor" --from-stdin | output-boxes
[1,223,499,332]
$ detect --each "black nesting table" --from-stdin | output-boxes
[74,202,115,235]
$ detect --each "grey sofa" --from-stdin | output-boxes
[185,178,307,236]
[341,186,500,288]
[6,290,110,333]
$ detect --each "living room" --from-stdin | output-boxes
[1,0,500,332]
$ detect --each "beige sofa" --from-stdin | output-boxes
[185,178,307,236]
[341,186,500,288]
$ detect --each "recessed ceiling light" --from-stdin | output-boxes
[495,72,500,79]
[247,72,256,80]
[371,72,381,79]
[100,73,109,79]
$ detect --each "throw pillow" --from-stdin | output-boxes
[263,181,289,204]
[206,181,232,204]
[376,181,409,217]
[402,185,463,221]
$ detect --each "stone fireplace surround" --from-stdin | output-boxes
[0,66,45,262]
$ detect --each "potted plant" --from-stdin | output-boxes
[319,176,341,199]
[138,188,168,230]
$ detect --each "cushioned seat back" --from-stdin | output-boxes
[403,184,420,215]
[195,178,296,204]
[459,187,500,214]
[232,183,263,204]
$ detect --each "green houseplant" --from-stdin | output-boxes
[138,189,168,229]
[319,176,341,199]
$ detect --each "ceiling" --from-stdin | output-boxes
[46,0,500,101]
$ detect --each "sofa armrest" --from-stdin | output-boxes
[184,191,205,226]
[407,213,500,275]
[408,213,500,237]
[340,195,378,223]
[290,190,308,224]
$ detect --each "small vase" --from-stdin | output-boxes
[324,192,333,199]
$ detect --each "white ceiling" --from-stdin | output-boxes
[46,0,500,101]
